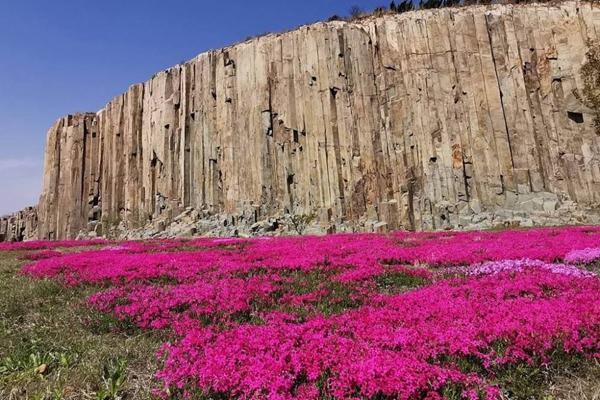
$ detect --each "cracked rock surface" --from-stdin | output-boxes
[3,2,600,240]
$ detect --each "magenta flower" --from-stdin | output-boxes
[8,225,600,398]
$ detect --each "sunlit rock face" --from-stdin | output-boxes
[0,207,38,242]
[9,2,600,241]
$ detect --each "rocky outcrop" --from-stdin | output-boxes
[16,2,600,240]
[37,114,100,240]
[0,207,38,242]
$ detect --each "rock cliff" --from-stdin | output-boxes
[0,207,38,242]
[5,2,600,240]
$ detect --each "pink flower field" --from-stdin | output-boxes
[5,225,600,399]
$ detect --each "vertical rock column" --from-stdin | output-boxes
[38,113,98,239]
[32,2,600,239]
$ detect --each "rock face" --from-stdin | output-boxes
[0,207,38,242]
[8,2,600,240]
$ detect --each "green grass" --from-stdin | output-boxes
[374,269,428,294]
[583,260,600,276]
[0,251,161,400]
[277,269,363,319]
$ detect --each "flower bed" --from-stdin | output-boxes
[8,225,600,399]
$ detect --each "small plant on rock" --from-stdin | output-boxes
[581,41,600,135]
[287,213,316,235]
[349,6,364,20]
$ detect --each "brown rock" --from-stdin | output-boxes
[34,364,48,375]
[0,207,38,242]
[5,2,600,241]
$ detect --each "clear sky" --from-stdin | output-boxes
[0,0,388,216]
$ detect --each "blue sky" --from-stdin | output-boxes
[0,0,387,215]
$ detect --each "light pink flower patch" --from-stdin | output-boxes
[465,259,596,278]
[565,247,600,265]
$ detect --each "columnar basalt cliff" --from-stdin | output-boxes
[5,2,600,240]
[0,207,38,242]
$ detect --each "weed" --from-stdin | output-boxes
[287,213,316,235]
[97,358,127,400]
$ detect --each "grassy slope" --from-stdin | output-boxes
[0,250,599,400]
[0,251,160,400]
